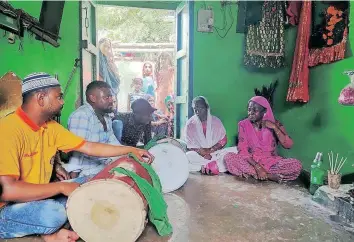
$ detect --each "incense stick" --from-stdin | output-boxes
[328,153,333,174]
[327,152,348,175]
[336,157,347,174]
[334,153,339,174]
[331,151,334,173]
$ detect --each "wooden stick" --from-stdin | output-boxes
[334,153,339,174]
[328,153,333,174]
[336,157,347,174]
[336,157,343,174]
[331,151,334,173]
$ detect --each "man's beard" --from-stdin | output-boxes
[49,107,63,121]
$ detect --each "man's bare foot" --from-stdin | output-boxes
[41,229,79,242]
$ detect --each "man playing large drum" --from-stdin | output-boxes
[0,73,153,242]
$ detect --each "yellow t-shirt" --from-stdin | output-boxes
[0,108,85,207]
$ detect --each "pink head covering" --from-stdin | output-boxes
[249,96,275,122]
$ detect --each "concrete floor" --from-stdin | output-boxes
[2,173,354,242]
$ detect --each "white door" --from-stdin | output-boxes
[80,0,99,103]
[175,1,193,138]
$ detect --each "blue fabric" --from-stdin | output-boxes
[112,119,123,143]
[99,51,120,95]
[0,176,89,239]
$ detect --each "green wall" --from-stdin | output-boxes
[0,1,80,127]
[193,2,354,174]
[2,1,353,174]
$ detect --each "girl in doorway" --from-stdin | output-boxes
[142,62,157,97]
[127,77,147,111]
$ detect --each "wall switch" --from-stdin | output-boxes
[197,9,213,33]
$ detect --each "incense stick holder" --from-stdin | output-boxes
[328,172,341,190]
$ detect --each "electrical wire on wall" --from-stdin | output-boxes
[213,2,235,39]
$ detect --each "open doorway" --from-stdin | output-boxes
[80,1,192,139]
[97,5,176,137]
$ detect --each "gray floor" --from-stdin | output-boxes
[2,173,354,242]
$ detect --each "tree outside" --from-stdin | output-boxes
[97,6,175,43]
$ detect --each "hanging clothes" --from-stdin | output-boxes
[286,1,350,103]
[244,1,286,69]
[309,2,349,67]
[286,1,302,26]
[286,1,312,103]
[236,1,264,33]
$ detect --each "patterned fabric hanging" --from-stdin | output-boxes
[286,1,350,103]
[309,2,349,67]
[244,1,286,69]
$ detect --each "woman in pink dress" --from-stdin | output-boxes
[224,96,302,182]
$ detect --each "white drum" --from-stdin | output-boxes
[149,143,189,193]
[66,180,147,242]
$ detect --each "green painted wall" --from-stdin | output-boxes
[193,2,354,174]
[0,1,80,127]
[2,1,353,174]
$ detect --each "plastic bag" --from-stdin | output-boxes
[338,71,354,105]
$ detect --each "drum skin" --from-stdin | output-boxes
[149,143,189,193]
[66,156,152,242]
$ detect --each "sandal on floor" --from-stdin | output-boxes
[201,161,220,175]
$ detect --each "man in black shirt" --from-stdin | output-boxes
[114,98,156,146]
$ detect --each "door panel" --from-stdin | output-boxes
[175,1,192,139]
[80,0,98,104]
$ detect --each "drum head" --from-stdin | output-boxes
[67,180,146,242]
[149,143,189,193]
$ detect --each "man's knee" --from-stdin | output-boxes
[40,201,67,229]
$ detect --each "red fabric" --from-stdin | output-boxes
[286,1,312,103]
[309,28,348,67]
[286,1,302,26]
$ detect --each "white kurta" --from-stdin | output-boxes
[187,147,238,172]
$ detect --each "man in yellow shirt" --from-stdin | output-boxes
[0,73,153,242]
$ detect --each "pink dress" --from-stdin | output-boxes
[224,96,302,181]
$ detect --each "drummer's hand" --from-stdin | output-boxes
[69,171,80,179]
[131,148,154,164]
[60,182,80,197]
[55,164,70,181]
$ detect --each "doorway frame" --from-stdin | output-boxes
[79,0,195,136]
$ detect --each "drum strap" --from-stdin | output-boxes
[128,153,162,192]
[110,166,173,236]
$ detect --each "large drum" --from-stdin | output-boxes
[153,137,187,152]
[148,139,189,193]
[66,156,152,242]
